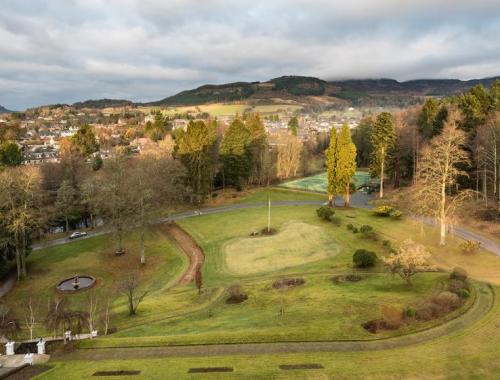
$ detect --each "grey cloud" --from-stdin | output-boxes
[1,0,500,109]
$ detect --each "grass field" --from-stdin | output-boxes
[4,187,494,379]
[281,171,372,193]
[4,188,500,378]
[139,103,302,118]
[76,202,495,347]
[224,221,340,275]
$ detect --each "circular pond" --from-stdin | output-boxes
[56,275,96,293]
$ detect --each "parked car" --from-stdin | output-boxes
[69,231,87,240]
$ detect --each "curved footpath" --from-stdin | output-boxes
[166,223,204,284]
[58,282,495,360]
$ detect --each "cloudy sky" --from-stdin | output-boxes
[2,0,500,110]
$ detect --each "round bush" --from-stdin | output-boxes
[457,288,470,298]
[405,307,417,318]
[433,291,460,311]
[353,249,377,267]
[316,206,334,221]
[450,267,468,281]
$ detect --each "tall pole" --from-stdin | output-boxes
[267,192,271,233]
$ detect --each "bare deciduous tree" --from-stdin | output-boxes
[383,239,432,285]
[119,271,149,316]
[276,134,302,179]
[412,112,473,245]
[22,297,40,340]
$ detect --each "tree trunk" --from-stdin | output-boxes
[140,229,146,265]
[267,194,271,233]
[379,147,385,198]
[345,183,350,208]
[15,233,22,281]
[328,194,333,207]
[439,178,447,246]
[65,216,69,233]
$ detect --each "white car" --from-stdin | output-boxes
[69,231,87,240]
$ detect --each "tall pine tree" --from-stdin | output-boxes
[336,124,357,207]
[326,128,338,206]
[220,118,251,189]
[370,112,396,198]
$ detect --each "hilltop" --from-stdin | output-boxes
[0,105,13,113]
[148,75,500,108]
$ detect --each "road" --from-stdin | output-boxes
[33,192,500,257]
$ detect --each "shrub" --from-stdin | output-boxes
[450,267,468,281]
[347,223,355,231]
[416,301,440,321]
[448,279,468,294]
[457,289,470,298]
[381,305,403,329]
[389,210,402,218]
[405,307,417,318]
[459,240,480,255]
[225,285,248,304]
[353,249,377,267]
[272,278,305,289]
[373,205,394,217]
[360,225,378,240]
[316,206,334,221]
[433,291,460,312]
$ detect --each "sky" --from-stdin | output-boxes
[1,0,500,110]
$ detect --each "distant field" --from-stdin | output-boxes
[281,171,371,193]
[139,103,302,117]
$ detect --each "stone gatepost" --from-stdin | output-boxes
[37,339,46,355]
[5,341,14,355]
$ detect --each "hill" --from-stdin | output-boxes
[148,75,500,107]
[0,105,13,113]
[72,98,133,109]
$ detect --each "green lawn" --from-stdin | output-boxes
[78,203,488,347]
[4,226,186,338]
[35,281,500,379]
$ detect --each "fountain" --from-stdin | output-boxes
[56,275,96,293]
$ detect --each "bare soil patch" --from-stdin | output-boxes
[166,223,204,284]
[188,367,233,373]
[92,370,141,376]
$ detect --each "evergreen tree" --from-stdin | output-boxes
[336,124,357,207]
[0,141,22,167]
[245,113,268,185]
[326,127,338,206]
[71,125,99,157]
[418,98,439,139]
[288,116,299,136]
[370,112,396,198]
[176,120,216,202]
[220,118,251,189]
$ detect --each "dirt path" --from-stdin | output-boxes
[166,223,205,284]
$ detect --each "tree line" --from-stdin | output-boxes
[0,113,327,280]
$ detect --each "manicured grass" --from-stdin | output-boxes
[224,221,340,275]
[79,204,488,346]
[35,284,500,379]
